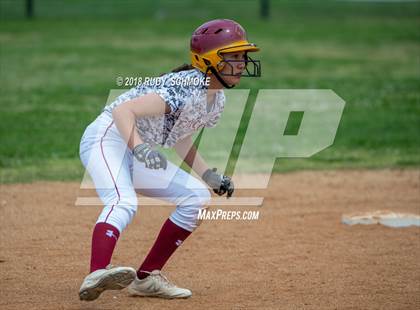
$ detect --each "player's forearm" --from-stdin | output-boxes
[174,138,209,177]
[112,106,143,150]
[112,93,169,150]
[186,147,209,177]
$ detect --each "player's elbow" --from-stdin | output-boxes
[112,104,122,118]
[112,104,132,120]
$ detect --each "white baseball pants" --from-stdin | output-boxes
[79,112,211,233]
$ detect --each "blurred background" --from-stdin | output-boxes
[0,0,419,182]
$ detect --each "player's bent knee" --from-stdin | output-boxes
[101,195,138,232]
[169,187,211,232]
[177,187,211,208]
[188,189,211,229]
[192,188,211,206]
[196,204,209,227]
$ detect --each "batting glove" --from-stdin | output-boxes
[202,168,234,198]
[133,143,167,170]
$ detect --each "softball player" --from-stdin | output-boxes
[78,19,260,301]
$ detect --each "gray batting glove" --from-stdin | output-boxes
[202,168,234,198]
[133,143,167,170]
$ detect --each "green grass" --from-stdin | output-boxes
[0,1,419,182]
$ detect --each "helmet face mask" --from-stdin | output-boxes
[217,53,261,77]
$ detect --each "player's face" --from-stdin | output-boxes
[219,51,247,85]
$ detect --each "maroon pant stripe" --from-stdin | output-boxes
[100,121,121,223]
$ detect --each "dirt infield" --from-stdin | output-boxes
[0,169,419,310]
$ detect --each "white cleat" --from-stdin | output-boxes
[79,265,136,301]
[128,270,192,299]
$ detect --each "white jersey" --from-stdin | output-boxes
[103,69,225,148]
